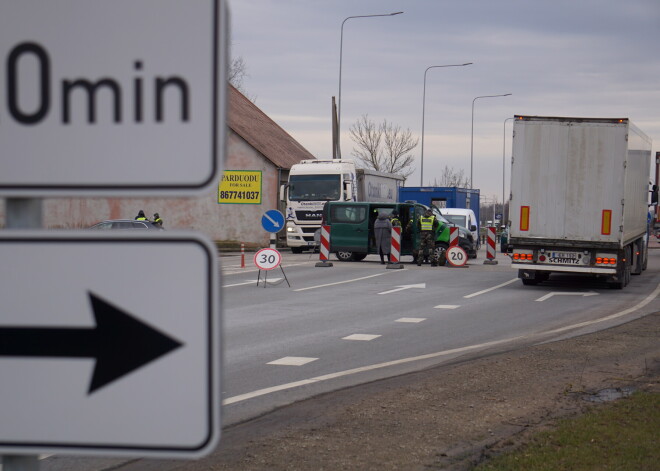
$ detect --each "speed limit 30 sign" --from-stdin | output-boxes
[446,246,468,267]
[254,248,282,270]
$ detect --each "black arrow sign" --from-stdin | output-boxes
[0,292,183,394]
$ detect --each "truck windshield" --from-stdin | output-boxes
[289,175,341,201]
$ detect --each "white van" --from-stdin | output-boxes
[440,208,479,248]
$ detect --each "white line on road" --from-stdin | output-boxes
[535,291,599,302]
[342,334,381,341]
[267,357,318,366]
[293,272,394,292]
[434,305,460,309]
[463,278,519,298]
[222,282,659,406]
[378,283,426,295]
[396,317,426,323]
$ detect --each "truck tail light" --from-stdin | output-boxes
[596,256,617,265]
[513,251,533,261]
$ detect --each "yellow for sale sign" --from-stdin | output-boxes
[218,170,262,204]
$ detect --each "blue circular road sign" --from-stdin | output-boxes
[261,210,285,233]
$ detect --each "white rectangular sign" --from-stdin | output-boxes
[0,231,220,457]
[0,0,227,195]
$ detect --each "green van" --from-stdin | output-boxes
[322,201,476,262]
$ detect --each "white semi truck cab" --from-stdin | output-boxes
[281,159,402,253]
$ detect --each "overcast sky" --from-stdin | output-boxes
[230,0,660,201]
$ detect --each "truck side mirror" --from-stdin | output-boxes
[344,182,353,201]
[279,184,288,202]
[652,184,659,205]
[470,225,477,232]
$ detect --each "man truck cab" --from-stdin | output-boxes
[323,202,475,262]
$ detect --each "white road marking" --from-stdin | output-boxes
[378,283,426,295]
[434,304,460,309]
[293,272,393,292]
[222,282,659,407]
[342,334,381,341]
[396,317,426,323]
[267,357,318,366]
[535,291,599,302]
[463,278,519,298]
[223,278,282,287]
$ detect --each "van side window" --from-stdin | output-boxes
[332,205,367,223]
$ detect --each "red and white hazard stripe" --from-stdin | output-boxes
[449,226,458,247]
[319,225,331,261]
[486,226,496,260]
[390,226,401,263]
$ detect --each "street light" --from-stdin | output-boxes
[470,93,512,188]
[420,62,473,186]
[502,117,514,224]
[337,11,403,157]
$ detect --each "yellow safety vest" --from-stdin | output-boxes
[420,216,435,231]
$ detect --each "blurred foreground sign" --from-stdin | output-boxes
[0,232,220,458]
[0,0,227,196]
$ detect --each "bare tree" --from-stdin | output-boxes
[349,114,417,180]
[229,56,249,94]
[434,165,470,188]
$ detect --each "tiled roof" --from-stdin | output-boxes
[228,84,316,168]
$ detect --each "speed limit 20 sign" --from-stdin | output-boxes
[253,248,282,270]
[446,246,468,267]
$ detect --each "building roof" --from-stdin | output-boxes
[228,84,316,169]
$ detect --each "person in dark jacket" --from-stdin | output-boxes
[374,211,393,264]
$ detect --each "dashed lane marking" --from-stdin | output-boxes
[396,317,426,323]
[342,334,381,341]
[434,304,460,309]
[267,357,318,366]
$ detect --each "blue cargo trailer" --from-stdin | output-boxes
[399,186,480,226]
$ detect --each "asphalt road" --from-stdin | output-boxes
[29,243,660,471]
[220,247,660,426]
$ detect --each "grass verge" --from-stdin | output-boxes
[474,391,660,471]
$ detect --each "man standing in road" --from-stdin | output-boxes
[417,208,439,266]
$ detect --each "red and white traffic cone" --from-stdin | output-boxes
[387,226,404,269]
[315,225,333,267]
[484,226,498,265]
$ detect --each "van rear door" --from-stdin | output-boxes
[327,204,369,253]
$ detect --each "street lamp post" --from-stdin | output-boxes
[502,117,514,224]
[420,62,473,186]
[337,11,403,158]
[470,93,512,188]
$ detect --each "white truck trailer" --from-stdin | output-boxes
[282,159,403,253]
[509,116,653,288]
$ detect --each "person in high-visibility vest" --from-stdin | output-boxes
[390,210,401,228]
[153,213,163,227]
[135,210,148,221]
[417,209,439,266]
